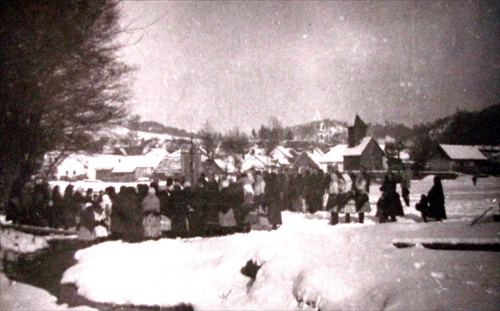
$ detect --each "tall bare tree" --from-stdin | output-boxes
[221,128,249,156]
[0,0,132,205]
[198,120,222,160]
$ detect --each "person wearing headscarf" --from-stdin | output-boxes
[218,178,238,235]
[109,186,125,240]
[169,182,189,238]
[92,191,110,243]
[401,165,413,207]
[265,171,283,230]
[139,183,162,239]
[427,176,447,221]
[121,186,142,242]
[377,171,404,223]
[50,185,64,228]
[63,185,76,229]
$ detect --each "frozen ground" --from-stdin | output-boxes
[2,175,499,310]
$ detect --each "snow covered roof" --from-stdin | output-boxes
[292,151,322,170]
[241,155,271,171]
[212,159,236,173]
[111,156,161,173]
[344,137,376,156]
[87,155,123,170]
[322,144,348,163]
[440,144,488,160]
[272,146,294,158]
[168,149,182,158]
[145,148,168,159]
[154,155,182,175]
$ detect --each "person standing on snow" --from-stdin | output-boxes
[253,171,266,211]
[265,170,283,230]
[327,167,353,225]
[401,165,412,207]
[427,176,447,221]
[92,192,110,243]
[218,178,238,235]
[377,171,404,223]
[139,184,162,240]
[352,172,371,223]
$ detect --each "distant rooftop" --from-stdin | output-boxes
[440,144,488,160]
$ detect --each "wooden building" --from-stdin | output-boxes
[427,144,489,174]
[343,137,385,171]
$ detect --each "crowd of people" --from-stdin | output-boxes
[4,165,447,243]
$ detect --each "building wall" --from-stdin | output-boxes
[56,158,87,180]
[111,172,136,182]
[360,140,384,170]
[181,151,202,184]
[96,169,114,181]
[135,167,154,179]
[344,141,384,171]
[344,156,360,171]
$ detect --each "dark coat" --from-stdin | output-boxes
[169,187,189,236]
[427,177,447,220]
[265,173,282,225]
[121,187,143,242]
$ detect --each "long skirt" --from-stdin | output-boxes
[143,213,162,238]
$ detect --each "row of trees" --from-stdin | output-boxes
[1,1,131,205]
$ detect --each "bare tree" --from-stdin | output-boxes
[198,120,221,160]
[0,0,132,205]
[221,128,249,156]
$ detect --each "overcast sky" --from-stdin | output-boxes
[117,1,499,133]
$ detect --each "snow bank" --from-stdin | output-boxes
[61,219,500,310]
[0,272,96,311]
[0,228,49,254]
[56,176,500,310]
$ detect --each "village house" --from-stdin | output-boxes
[291,151,324,173]
[321,144,348,172]
[110,154,163,182]
[52,153,89,181]
[343,137,385,171]
[342,115,385,171]
[427,144,490,174]
[153,150,183,180]
[240,154,272,172]
[269,146,296,167]
[88,154,124,181]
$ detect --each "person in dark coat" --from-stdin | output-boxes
[121,187,143,242]
[265,171,283,230]
[50,185,65,228]
[31,183,50,226]
[109,186,125,240]
[63,185,76,229]
[427,176,447,221]
[189,181,209,237]
[169,183,189,238]
[415,194,430,222]
[377,171,404,223]
[227,177,246,233]
[217,179,238,235]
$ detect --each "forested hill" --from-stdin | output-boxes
[369,104,499,146]
[128,104,499,146]
[428,104,500,145]
[285,119,348,142]
[129,121,194,138]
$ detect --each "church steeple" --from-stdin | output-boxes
[348,115,367,147]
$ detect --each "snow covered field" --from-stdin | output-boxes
[56,175,499,310]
